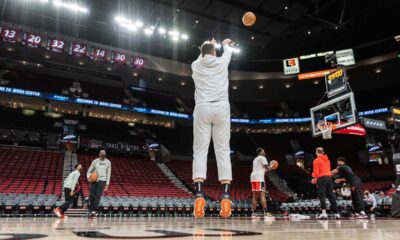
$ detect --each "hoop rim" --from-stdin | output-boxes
[317,121,335,130]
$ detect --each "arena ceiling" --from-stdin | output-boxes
[1,0,399,71]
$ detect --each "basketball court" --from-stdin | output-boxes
[1,217,400,240]
[1,1,400,240]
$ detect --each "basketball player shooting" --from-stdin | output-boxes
[191,38,234,218]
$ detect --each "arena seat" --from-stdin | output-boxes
[0,147,63,196]
[167,160,287,201]
[78,155,192,198]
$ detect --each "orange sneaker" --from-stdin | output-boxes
[219,199,232,218]
[53,207,62,218]
[193,197,206,218]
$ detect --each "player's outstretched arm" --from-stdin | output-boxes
[221,38,234,65]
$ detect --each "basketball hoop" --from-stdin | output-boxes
[317,121,335,139]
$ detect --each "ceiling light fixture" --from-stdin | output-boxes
[181,34,189,40]
[232,48,241,54]
[144,28,154,35]
[168,30,180,37]
[158,27,166,34]
[135,20,143,28]
[53,0,89,14]
[172,36,179,41]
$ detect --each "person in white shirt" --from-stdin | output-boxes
[191,38,234,219]
[250,148,273,218]
[341,184,352,199]
[53,164,82,218]
[364,190,377,218]
[87,150,111,217]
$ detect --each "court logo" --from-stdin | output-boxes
[283,58,300,75]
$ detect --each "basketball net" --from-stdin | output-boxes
[317,121,334,140]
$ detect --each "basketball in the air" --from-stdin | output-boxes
[88,171,98,182]
[270,160,279,170]
[242,12,256,27]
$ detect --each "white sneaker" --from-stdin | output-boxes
[251,213,259,219]
[334,213,341,219]
[356,213,368,219]
[370,214,375,219]
[264,212,275,220]
[317,213,328,219]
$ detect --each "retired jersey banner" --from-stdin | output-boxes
[283,58,300,75]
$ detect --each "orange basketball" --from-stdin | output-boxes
[242,12,256,27]
[270,160,279,170]
[88,171,98,183]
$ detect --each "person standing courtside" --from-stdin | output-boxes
[53,164,82,218]
[311,147,340,219]
[331,157,367,218]
[87,150,111,217]
[191,38,234,218]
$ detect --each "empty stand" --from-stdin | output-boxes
[78,155,192,198]
[0,147,63,196]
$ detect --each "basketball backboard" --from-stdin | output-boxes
[310,92,357,137]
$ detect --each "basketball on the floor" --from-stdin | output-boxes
[88,171,98,182]
[270,160,279,170]
[242,12,256,27]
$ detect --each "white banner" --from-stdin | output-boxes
[336,48,355,66]
[283,58,300,75]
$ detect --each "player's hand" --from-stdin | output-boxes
[210,37,217,45]
[222,39,235,47]
[311,178,317,184]
[104,185,109,192]
[334,179,342,184]
[370,207,375,211]
[69,192,74,197]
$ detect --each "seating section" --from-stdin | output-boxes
[167,160,287,201]
[362,180,394,193]
[0,147,63,196]
[78,155,192,198]
[281,193,393,216]
[348,162,372,181]
[368,165,396,180]
[0,193,59,214]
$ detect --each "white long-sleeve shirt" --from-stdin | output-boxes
[87,158,111,185]
[63,170,80,192]
[364,194,377,208]
[191,44,233,104]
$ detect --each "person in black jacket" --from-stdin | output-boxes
[331,157,367,218]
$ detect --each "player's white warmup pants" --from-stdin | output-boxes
[192,101,232,181]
